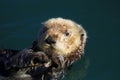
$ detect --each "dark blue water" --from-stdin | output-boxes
[0,0,120,80]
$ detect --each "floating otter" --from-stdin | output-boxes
[0,17,87,80]
[32,17,87,80]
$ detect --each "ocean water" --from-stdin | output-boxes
[0,0,119,80]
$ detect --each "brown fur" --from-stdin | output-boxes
[0,18,87,80]
[32,18,87,79]
[36,18,87,65]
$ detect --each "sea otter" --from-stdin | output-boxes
[32,17,87,80]
[0,17,87,80]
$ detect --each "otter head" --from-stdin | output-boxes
[36,18,87,59]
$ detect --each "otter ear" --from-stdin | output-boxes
[80,34,84,42]
[76,24,87,42]
[80,32,87,44]
[80,31,87,52]
[38,26,47,36]
[37,26,48,42]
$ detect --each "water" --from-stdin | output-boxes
[0,0,119,80]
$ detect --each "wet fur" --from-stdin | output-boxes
[33,18,87,79]
[0,18,87,80]
[36,18,87,66]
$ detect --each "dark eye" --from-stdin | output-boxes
[65,32,70,36]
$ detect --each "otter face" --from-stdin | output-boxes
[37,18,87,57]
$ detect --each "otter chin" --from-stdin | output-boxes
[33,17,87,67]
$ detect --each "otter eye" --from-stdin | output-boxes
[65,32,70,36]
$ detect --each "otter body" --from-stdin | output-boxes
[0,17,87,80]
[33,18,87,79]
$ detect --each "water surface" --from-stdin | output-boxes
[0,0,119,80]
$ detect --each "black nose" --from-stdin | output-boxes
[45,36,56,44]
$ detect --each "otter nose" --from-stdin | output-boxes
[45,36,56,44]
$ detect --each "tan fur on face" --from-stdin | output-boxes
[37,18,87,58]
